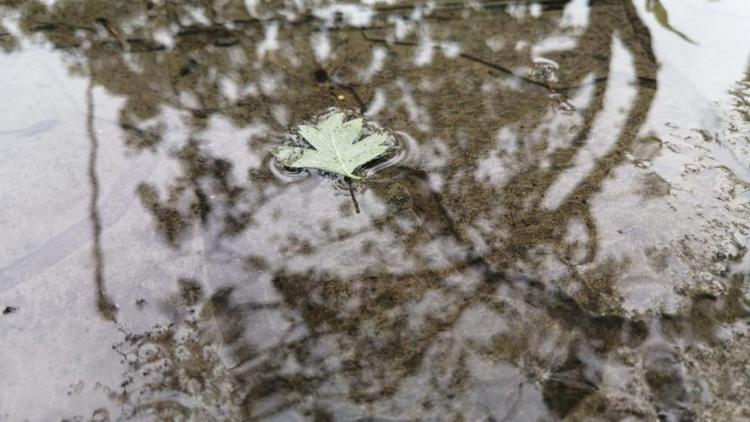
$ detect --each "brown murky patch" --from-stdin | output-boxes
[638,171,671,199]
[645,246,671,272]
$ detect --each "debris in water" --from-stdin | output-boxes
[3,306,18,315]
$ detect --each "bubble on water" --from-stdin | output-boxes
[531,60,559,83]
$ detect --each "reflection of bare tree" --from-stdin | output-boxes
[0,22,19,52]
[114,262,737,419]
[86,75,118,321]
[730,66,750,124]
[6,0,728,420]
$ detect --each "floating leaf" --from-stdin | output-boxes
[273,112,391,180]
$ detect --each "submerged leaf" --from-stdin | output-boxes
[273,112,391,179]
[646,0,697,45]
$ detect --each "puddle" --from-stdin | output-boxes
[1,1,749,420]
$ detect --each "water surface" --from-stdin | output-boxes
[1,1,749,420]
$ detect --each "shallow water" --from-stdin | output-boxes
[1,1,749,421]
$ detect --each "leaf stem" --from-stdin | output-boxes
[346,178,360,214]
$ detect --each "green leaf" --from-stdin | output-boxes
[273,112,391,180]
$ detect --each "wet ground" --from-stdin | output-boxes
[1,0,749,420]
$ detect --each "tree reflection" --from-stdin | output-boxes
[5,0,739,420]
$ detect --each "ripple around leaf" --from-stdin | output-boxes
[272,111,392,180]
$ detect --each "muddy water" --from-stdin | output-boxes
[1,1,749,421]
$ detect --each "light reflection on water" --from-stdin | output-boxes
[0,1,749,420]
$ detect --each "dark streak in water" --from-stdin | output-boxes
[360,23,658,94]
[359,30,550,92]
[86,77,117,322]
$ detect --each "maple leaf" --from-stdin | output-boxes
[272,112,390,180]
